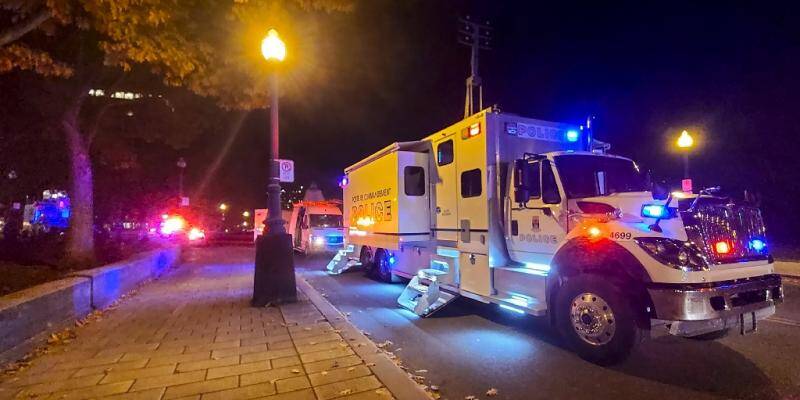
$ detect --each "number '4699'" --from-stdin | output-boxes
[610,231,632,240]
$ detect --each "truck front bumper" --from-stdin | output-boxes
[648,274,783,322]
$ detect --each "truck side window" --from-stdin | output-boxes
[437,140,454,166]
[542,160,561,204]
[404,166,426,196]
[528,162,541,199]
[461,168,482,198]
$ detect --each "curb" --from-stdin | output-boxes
[295,276,432,400]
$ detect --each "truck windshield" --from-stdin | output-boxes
[554,155,647,198]
[309,214,343,228]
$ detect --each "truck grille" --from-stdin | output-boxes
[680,204,768,264]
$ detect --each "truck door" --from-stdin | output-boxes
[433,136,458,243]
[508,159,567,267]
[293,207,305,249]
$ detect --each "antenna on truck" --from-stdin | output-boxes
[459,16,492,118]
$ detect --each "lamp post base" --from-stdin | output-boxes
[252,233,296,307]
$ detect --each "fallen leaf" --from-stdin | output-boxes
[486,388,498,396]
[416,369,428,374]
[465,396,477,400]
[291,369,301,374]
[339,389,352,395]
[347,367,355,372]
[320,371,328,376]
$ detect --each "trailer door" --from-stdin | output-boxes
[433,136,458,243]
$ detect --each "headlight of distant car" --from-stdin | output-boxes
[634,237,708,271]
[312,236,325,246]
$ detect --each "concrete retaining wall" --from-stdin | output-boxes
[0,246,181,365]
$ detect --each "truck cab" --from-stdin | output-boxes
[288,201,345,255]
[328,108,782,364]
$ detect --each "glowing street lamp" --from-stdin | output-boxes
[261,29,286,62]
[676,130,694,179]
[677,130,694,149]
[218,203,228,211]
[243,211,251,218]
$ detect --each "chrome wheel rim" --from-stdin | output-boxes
[570,292,616,346]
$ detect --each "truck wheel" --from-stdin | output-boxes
[556,275,642,365]
[687,328,730,340]
[372,249,394,283]
[360,247,374,274]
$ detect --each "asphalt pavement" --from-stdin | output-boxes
[297,255,800,400]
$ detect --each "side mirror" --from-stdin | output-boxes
[543,189,561,205]
[652,182,669,200]
[513,160,530,203]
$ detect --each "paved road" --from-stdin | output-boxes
[297,255,800,400]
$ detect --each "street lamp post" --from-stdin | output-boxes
[261,29,287,235]
[676,130,694,179]
[252,28,296,307]
[176,157,187,199]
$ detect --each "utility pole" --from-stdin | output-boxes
[458,16,491,118]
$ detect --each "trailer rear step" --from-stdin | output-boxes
[326,245,360,275]
[397,269,459,317]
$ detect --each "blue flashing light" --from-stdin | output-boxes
[749,239,766,252]
[388,254,396,265]
[641,204,667,218]
[436,248,460,258]
[524,262,551,272]
[499,304,526,315]
[565,130,580,142]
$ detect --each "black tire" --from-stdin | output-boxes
[360,247,374,275]
[372,248,394,283]
[687,328,730,341]
[556,275,642,365]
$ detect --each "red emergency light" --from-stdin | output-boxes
[714,241,732,255]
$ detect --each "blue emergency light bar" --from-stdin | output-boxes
[565,130,580,142]
[641,204,669,218]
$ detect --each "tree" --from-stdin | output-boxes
[0,0,352,263]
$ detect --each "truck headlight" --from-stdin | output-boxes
[634,237,708,271]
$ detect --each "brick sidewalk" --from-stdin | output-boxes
[0,248,423,400]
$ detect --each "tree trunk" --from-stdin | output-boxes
[63,103,95,266]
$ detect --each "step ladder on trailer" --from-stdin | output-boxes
[326,245,360,275]
[397,269,459,317]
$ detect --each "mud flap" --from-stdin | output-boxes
[326,245,360,275]
[397,271,458,317]
[740,312,757,335]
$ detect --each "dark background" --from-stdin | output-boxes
[2,1,799,243]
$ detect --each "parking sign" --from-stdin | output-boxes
[278,159,294,183]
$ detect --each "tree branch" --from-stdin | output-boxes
[0,7,51,47]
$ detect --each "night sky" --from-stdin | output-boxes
[200,1,799,241]
[2,1,798,242]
